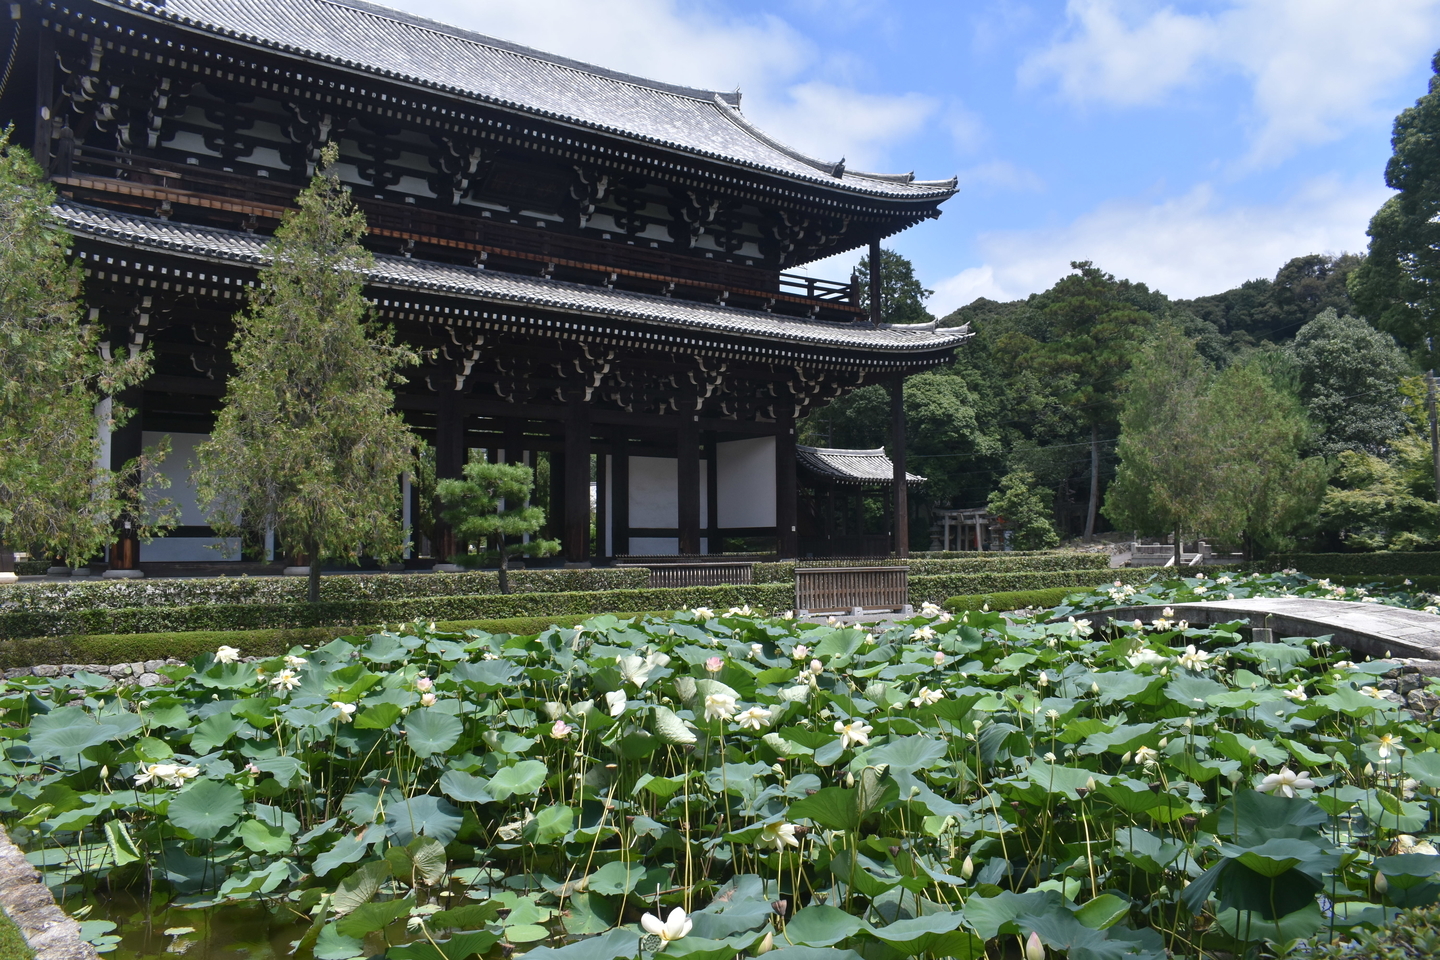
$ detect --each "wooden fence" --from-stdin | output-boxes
[795,566,909,615]
[619,563,755,589]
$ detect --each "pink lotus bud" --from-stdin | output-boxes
[1023,931,1045,960]
[705,657,724,673]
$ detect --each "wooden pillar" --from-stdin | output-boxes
[595,446,608,559]
[706,433,720,555]
[108,386,143,572]
[548,450,565,544]
[678,413,701,556]
[776,407,798,559]
[563,398,591,565]
[501,420,524,466]
[432,389,465,561]
[612,431,630,558]
[869,234,883,326]
[31,23,53,164]
[890,375,909,558]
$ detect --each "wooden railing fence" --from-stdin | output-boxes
[795,566,909,615]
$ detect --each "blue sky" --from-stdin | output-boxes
[395,0,1440,315]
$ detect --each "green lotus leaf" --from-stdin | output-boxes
[404,709,463,758]
[487,760,548,801]
[783,905,867,947]
[166,780,244,840]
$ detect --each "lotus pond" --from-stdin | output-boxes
[4,572,1440,960]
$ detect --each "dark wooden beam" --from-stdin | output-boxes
[432,389,465,562]
[612,430,630,559]
[678,413,701,555]
[869,233,883,326]
[562,398,591,564]
[776,405,798,559]
[891,376,909,559]
[705,432,720,554]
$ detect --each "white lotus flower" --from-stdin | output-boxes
[912,626,936,641]
[834,719,872,749]
[420,692,437,707]
[332,701,357,722]
[169,766,200,787]
[641,907,692,942]
[792,644,810,659]
[214,645,240,664]
[759,821,799,850]
[1370,733,1404,760]
[1176,645,1213,672]
[617,651,670,688]
[934,651,946,666]
[604,690,627,717]
[911,687,944,707]
[134,763,177,787]
[1283,684,1307,701]
[1257,766,1316,798]
[270,669,301,691]
[1132,746,1159,766]
[735,706,773,730]
[809,659,824,675]
[704,692,738,721]
[284,654,307,668]
[416,676,434,692]
[1126,648,1168,668]
[921,601,943,617]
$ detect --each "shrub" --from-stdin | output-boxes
[755,552,1110,582]
[909,569,1120,606]
[0,584,794,640]
[0,567,648,615]
[1252,552,1440,577]
[943,586,1100,614]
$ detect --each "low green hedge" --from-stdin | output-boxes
[14,560,49,576]
[944,586,1097,614]
[754,552,1110,582]
[0,567,648,615]
[0,584,794,641]
[908,569,1119,606]
[1255,551,1440,577]
[0,613,661,669]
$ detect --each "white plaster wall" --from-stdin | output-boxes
[717,437,775,528]
[142,431,240,562]
[630,456,677,528]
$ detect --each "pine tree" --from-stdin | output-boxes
[0,128,158,574]
[437,459,558,594]
[986,471,1060,550]
[195,143,416,602]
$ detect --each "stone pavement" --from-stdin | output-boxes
[1093,597,1440,661]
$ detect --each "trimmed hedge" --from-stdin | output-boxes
[1254,551,1440,577]
[0,613,661,669]
[908,569,1119,606]
[0,567,648,615]
[0,583,795,640]
[14,560,49,576]
[944,586,1097,614]
[754,552,1110,582]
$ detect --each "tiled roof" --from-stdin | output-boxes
[93,0,957,201]
[57,201,971,355]
[797,445,926,485]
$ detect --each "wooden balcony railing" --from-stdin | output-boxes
[619,562,755,589]
[55,147,863,318]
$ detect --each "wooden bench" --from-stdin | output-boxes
[796,566,910,615]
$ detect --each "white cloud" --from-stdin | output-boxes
[955,160,1045,195]
[930,176,1389,314]
[392,0,933,170]
[1021,0,1440,165]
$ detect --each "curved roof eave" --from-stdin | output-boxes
[84,0,958,203]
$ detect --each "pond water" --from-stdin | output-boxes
[65,894,313,960]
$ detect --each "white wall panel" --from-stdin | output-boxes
[630,456,677,528]
[717,437,775,528]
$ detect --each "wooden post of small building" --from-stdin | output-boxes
[678,411,701,556]
[563,397,591,565]
[869,234,883,327]
[890,376,909,558]
[705,432,720,555]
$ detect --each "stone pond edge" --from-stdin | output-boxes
[0,826,98,960]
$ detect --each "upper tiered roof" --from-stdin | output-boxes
[797,446,926,485]
[89,0,956,201]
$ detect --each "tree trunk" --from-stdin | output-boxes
[306,542,321,603]
[1173,525,1182,568]
[1084,423,1100,540]
[498,539,510,595]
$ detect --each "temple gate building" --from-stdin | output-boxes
[0,0,967,568]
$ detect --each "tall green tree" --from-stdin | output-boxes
[1288,309,1410,456]
[1102,325,1218,563]
[1350,49,1440,352]
[855,248,935,324]
[437,458,559,593]
[0,128,160,573]
[999,261,1156,539]
[195,143,416,602]
[986,470,1060,550]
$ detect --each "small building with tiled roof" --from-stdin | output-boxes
[0,0,965,568]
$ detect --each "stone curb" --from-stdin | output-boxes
[0,826,98,960]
